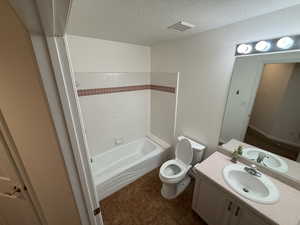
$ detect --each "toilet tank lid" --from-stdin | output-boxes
[177,136,206,151]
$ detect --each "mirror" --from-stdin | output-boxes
[220,51,300,185]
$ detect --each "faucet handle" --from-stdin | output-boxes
[244,164,261,177]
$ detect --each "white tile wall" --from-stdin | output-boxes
[150,72,178,145]
[151,91,176,144]
[76,72,150,89]
[76,72,150,156]
[150,72,178,87]
[79,90,150,156]
[76,72,178,157]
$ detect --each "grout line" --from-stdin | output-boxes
[77,85,176,96]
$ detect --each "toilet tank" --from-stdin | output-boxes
[177,136,206,165]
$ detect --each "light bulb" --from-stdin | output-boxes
[237,44,253,54]
[277,37,294,49]
[255,41,271,52]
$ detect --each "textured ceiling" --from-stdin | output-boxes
[67,0,300,46]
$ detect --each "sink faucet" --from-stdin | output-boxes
[257,152,267,163]
[244,164,261,177]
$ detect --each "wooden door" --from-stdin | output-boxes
[0,115,41,225]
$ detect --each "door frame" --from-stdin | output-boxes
[43,35,103,225]
[8,1,103,225]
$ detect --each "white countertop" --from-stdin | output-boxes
[222,139,300,183]
[194,152,300,225]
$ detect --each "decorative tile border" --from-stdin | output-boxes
[150,85,175,93]
[77,85,175,96]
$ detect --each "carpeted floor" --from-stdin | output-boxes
[101,169,207,225]
[245,127,299,161]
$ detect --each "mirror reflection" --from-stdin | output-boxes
[221,59,300,182]
[246,63,300,160]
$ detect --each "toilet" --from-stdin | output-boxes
[159,136,206,199]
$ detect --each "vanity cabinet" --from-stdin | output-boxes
[192,178,273,225]
[229,207,269,225]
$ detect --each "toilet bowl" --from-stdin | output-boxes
[159,136,205,199]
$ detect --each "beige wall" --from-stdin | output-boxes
[151,5,300,157]
[250,63,295,135]
[0,1,81,225]
[274,64,300,145]
[250,63,300,146]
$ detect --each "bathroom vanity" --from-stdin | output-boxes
[192,152,300,225]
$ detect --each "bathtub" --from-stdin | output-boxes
[92,136,169,200]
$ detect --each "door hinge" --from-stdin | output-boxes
[93,207,101,216]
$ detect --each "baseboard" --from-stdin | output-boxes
[248,125,300,150]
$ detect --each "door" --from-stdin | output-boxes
[0,114,41,225]
[220,56,263,143]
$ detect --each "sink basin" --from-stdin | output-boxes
[223,164,280,204]
[242,148,288,173]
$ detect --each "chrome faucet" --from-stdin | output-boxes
[244,164,261,177]
[256,152,267,164]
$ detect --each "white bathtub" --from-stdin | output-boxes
[92,136,169,200]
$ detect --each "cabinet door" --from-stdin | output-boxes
[230,205,271,225]
[193,179,233,225]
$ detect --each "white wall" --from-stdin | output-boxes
[67,35,151,72]
[151,5,300,157]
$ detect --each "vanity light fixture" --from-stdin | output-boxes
[236,34,299,55]
[255,41,271,52]
[276,36,294,49]
[237,44,253,54]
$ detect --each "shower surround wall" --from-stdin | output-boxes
[151,73,179,145]
[68,35,178,198]
[76,72,178,157]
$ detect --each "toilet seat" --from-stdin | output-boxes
[175,138,193,165]
[159,160,190,183]
[159,139,193,184]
